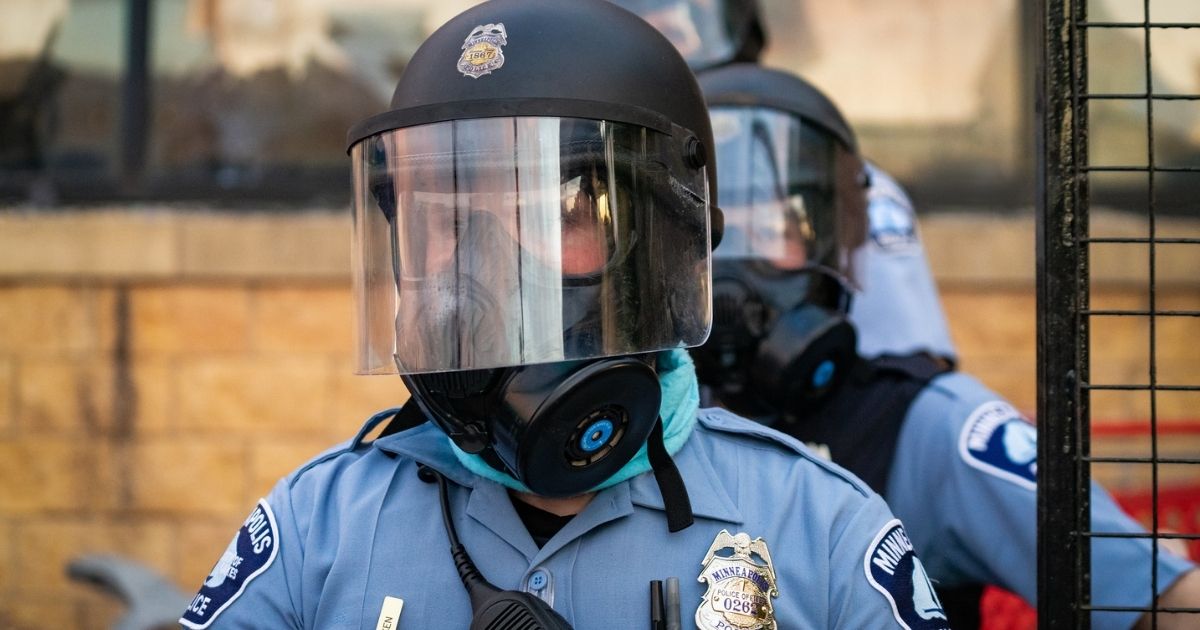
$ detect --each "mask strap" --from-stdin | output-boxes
[647,416,694,533]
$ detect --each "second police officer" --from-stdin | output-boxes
[179,1,944,628]
[610,1,1200,627]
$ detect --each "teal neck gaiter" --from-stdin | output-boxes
[448,349,701,494]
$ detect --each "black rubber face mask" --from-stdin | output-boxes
[404,353,663,498]
[692,258,857,421]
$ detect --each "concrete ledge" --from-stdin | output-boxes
[0,207,1196,286]
[0,209,349,281]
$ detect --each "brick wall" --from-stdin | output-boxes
[0,209,1196,627]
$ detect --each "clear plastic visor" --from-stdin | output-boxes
[351,117,712,374]
[709,106,868,276]
[608,0,740,69]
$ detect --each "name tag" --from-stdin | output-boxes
[375,596,404,630]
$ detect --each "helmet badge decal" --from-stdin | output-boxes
[696,530,779,630]
[458,23,507,79]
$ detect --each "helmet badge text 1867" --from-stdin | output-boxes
[457,23,507,79]
[696,530,779,630]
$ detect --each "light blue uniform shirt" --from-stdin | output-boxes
[849,164,957,363]
[181,408,948,629]
[887,371,1195,629]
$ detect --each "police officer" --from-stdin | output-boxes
[851,164,1200,630]
[687,59,1200,629]
[179,1,942,628]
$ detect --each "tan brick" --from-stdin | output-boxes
[0,519,12,595]
[943,289,1036,364]
[1089,288,1149,312]
[130,358,175,434]
[1090,313,1149,361]
[1158,291,1200,312]
[178,519,246,592]
[0,358,13,434]
[954,360,1036,413]
[176,356,332,436]
[16,358,117,436]
[1091,389,1151,422]
[179,212,349,279]
[924,215,1034,285]
[1158,359,1200,388]
[0,286,112,356]
[0,440,97,514]
[13,518,174,596]
[1157,390,1200,422]
[2,597,88,630]
[1156,316,1200,362]
[130,285,251,355]
[1156,243,1200,287]
[250,438,339,499]
[128,439,247,515]
[0,211,178,279]
[252,285,353,354]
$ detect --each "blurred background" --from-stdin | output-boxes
[0,0,1196,626]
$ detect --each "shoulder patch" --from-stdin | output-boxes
[867,194,919,254]
[864,520,952,630]
[181,499,280,629]
[957,400,1037,490]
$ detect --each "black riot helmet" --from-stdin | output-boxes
[605,0,766,70]
[693,63,870,421]
[347,0,721,501]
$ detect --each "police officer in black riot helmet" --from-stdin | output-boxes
[692,57,1200,628]
[691,65,869,423]
[181,2,938,628]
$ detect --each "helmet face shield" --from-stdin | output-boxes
[709,105,867,278]
[352,117,712,374]
[608,0,744,70]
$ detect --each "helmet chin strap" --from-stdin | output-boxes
[646,416,694,532]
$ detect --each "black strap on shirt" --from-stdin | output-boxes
[647,416,694,533]
[378,398,429,438]
[777,353,951,494]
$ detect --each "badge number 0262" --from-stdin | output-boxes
[696,530,779,630]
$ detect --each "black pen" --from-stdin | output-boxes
[650,580,665,630]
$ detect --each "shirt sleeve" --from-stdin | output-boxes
[828,493,953,629]
[179,478,303,629]
[1089,483,1196,629]
[886,375,1197,630]
[886,387,1040,602]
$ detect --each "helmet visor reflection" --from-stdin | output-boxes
[608,0,739,69]
[351,117,712,374]
[710,105,851,272]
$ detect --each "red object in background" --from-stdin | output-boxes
[980,587,1037,630]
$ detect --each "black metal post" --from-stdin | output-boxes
[1037,0,1090,626]
[120,0,152,190]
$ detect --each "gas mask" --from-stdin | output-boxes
[695,260,856,421]
[405,355,662,497]
[692,98,868,421]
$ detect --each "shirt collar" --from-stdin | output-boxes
[372,420,743,526]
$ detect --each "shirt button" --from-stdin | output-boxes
[527,568,550,591]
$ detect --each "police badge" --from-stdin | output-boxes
[457,23,507,78]
[696,530,778,630]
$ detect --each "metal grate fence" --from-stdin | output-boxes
[1039,0,1200,627]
